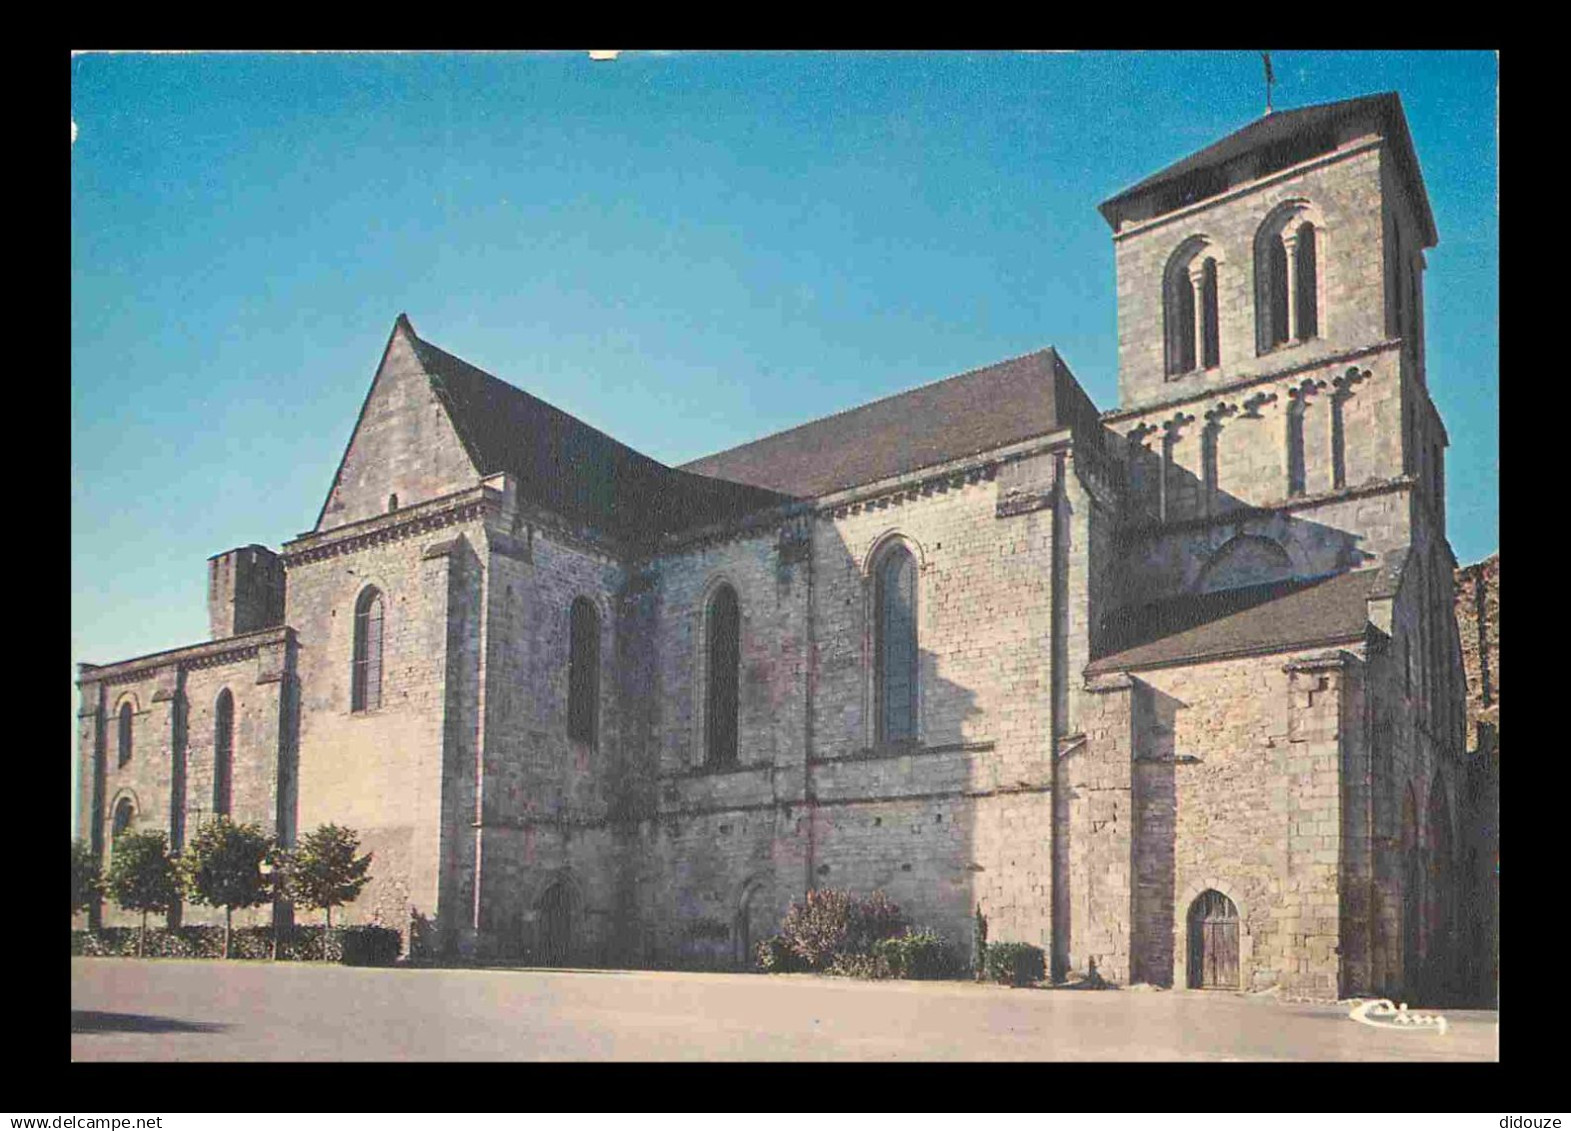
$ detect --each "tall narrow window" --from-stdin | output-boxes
[1286,395,1307,497]
[352,587,384,712]
[1200,257,1220,369]
[705,585,740,766]
[213,689,234,818]
[112,797,134,843]
[875,545,918,744]
[568,597,599,746]
[1173,271,1196,374]
[117,703,133,768]
[1266,237,1290,348]
[1294,223,1318,340]
[1201,418,1221,517]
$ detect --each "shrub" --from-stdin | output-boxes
[874,928,959,980]
[775,888,905,972]
[825,951,891,979]
[754,934,805,973]
[984,941,1046,987]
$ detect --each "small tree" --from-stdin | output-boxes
[71,839,103,921]
[181,816,276,959]
[104,830,180,957]
[280,824,373,944]
[973,903,988,982]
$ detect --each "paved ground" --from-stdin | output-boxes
[70,959,1498,1062]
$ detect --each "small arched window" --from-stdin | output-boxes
[705,584,741,766]
[352,587,384,713]
[213,689,234,818]
[874,544,918,744]
[387,493,399,512]
[117,702,133,768]
[111,797,134,843]
[1164,239,1221,377]
[568,597,600,746]
[1256,204,1322,353]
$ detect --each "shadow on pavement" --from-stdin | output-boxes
[72,1011,228,1035]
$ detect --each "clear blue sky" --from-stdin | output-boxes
[71,50,1498,761]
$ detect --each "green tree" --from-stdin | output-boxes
[71,839,103,920]
[104,830,180,958]
[180,816,277,959]
[280,824,373,942]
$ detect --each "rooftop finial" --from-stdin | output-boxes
[1262,51,1275,115]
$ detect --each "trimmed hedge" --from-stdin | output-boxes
[71,924,401,965]
[984,941,1046,987]
[874,929,960,980]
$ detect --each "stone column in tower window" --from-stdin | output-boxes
[1282,230,1301,345]
[1188,260,1208,372]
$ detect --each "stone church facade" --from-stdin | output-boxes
[76,92,1489,1001]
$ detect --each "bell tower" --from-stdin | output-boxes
[1096,93,1447,582]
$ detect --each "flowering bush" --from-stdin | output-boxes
[771,888,905,972]
[754,934,805,973]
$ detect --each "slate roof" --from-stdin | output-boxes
[678,348,1101,498]
[1098,92,1436,247]
[407,324,789,542]
[1087,568,1384,674]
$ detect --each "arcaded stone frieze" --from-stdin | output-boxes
[76,625,295,687]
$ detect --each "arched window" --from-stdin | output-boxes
[1164,239,1221,377]
[874,544,918,744]
[213,689,234,818]
[1256,203,1322,353]
[387,493,399,512]
[567,597,599,746]
[111,797,134,843]
[1295,223,1318,340]
[117,702,133,768]
[351,587,384,712]
[705,584,741,766]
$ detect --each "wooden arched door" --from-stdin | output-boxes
[1187,890,1239,989]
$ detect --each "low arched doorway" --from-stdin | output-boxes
[734,881,763,970]
[537,882,574,967]
[1187,889,1240,989]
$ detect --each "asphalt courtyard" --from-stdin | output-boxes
[70,959,1498,1062]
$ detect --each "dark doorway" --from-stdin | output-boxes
[538,883,573,967]
[1187,890,1239,989]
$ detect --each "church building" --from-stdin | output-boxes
[76,92,1480,1000]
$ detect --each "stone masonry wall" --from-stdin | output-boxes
[285,511,485,944]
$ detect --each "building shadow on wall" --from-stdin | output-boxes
[72,1011,229,1035]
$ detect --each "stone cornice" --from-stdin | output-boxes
[1101,339,1401,425]
[77,626,295,687]
[282,488,491,567]
[1109,135,1385,243]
